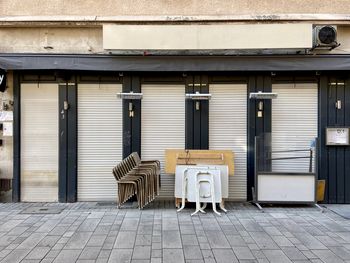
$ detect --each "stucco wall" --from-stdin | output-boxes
[1,0,350,16]
[0,28,103,53]
[0,25,349,54]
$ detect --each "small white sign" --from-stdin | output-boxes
[3,122,13,137]
[0,111,13,122]
[326,128,350,145]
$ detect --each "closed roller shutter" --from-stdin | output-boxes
[209,84,247,200]
[21,83,59,202]
[272,83,318,172]
[78,84,122,201]
[141,85,185,198]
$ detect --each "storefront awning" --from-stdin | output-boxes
[1,54,350,72]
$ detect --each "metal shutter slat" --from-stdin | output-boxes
[272,83,318,173]
[21,83,59,202]
[209,84,248,201]
[141,85,185,199]
[78,84,122,201]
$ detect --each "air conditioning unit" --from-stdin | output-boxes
[313,25,340,50]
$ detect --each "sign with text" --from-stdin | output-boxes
[0,69,6,92]
[326,127,350,146]
[0,111,13,122]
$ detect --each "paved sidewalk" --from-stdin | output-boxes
[0,202,349,263]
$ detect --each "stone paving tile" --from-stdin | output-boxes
[132,246,151,259]
[263,249,292,263]
[212,248,239,263]
[270,234,294,247]
[281,247,308,261]
[183,245,202,260]
[25,246,50,260]
[114,231,137,248]
[1,249,30,263]
[182,234,199,246]
[231,246,255,260]
[86,234,107,247]
[163,248,185,263]
[79,246,102,260]
[329,246,350,260]
[53,249,82,263]
[108,248,133,262]
[312,249,345,263]
[64,231,92,249]
[293,232,328,250]
[205,231,230,248]
[78,218,101,232]
[151,249,161,258]
[249,231,279,249]
[163,231,182,248]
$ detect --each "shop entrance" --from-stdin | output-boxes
[209,84,248,200]
[141,84,186,198]
[20,83,59,202]
[271,83,318,172]
[77,84,123,201]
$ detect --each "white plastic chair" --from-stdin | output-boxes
[191,170,221,216]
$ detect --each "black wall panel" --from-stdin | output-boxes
[247,75,272,201]
[122,75,141,158]
[319,76,350,203]
[185,74,209,150]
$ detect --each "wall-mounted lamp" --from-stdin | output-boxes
[117,92,143,118]
[335,100,342,110]
[185,91,211,111]
[257,101,264,118]
[129,102,134,118]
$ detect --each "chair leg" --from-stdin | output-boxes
[191,180,206,216]
[219,201,227,213]
[210,178,221,216]
[177,175,187,212]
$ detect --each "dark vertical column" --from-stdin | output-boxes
[336,81,345,203]
[345,77,350,203]
[122,75,141,157]
[122,76,132,158]
[185,75,194,149]
[193,75,201,149]
[67,83,77,202]
[12,72,21,202]
[319,76,329,203]
[328,79,337,203]
[200,75,209,149]
[247,76,256,201]
[263,76,272,134]
[131,76,141,155]
[255,76,265,134]
[185,75,209,150]
[58,84,68,202]
[263,76,272,171]
[246,74,272,201]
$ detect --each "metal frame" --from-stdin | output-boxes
[252,137,322,211]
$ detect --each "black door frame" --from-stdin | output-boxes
[12,72,77,202]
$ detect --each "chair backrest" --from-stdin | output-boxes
[131,152,141,165]
[112,153,138,181]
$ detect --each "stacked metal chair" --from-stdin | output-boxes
[112,152,160,209]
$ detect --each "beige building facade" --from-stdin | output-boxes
[0,1,350,204]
